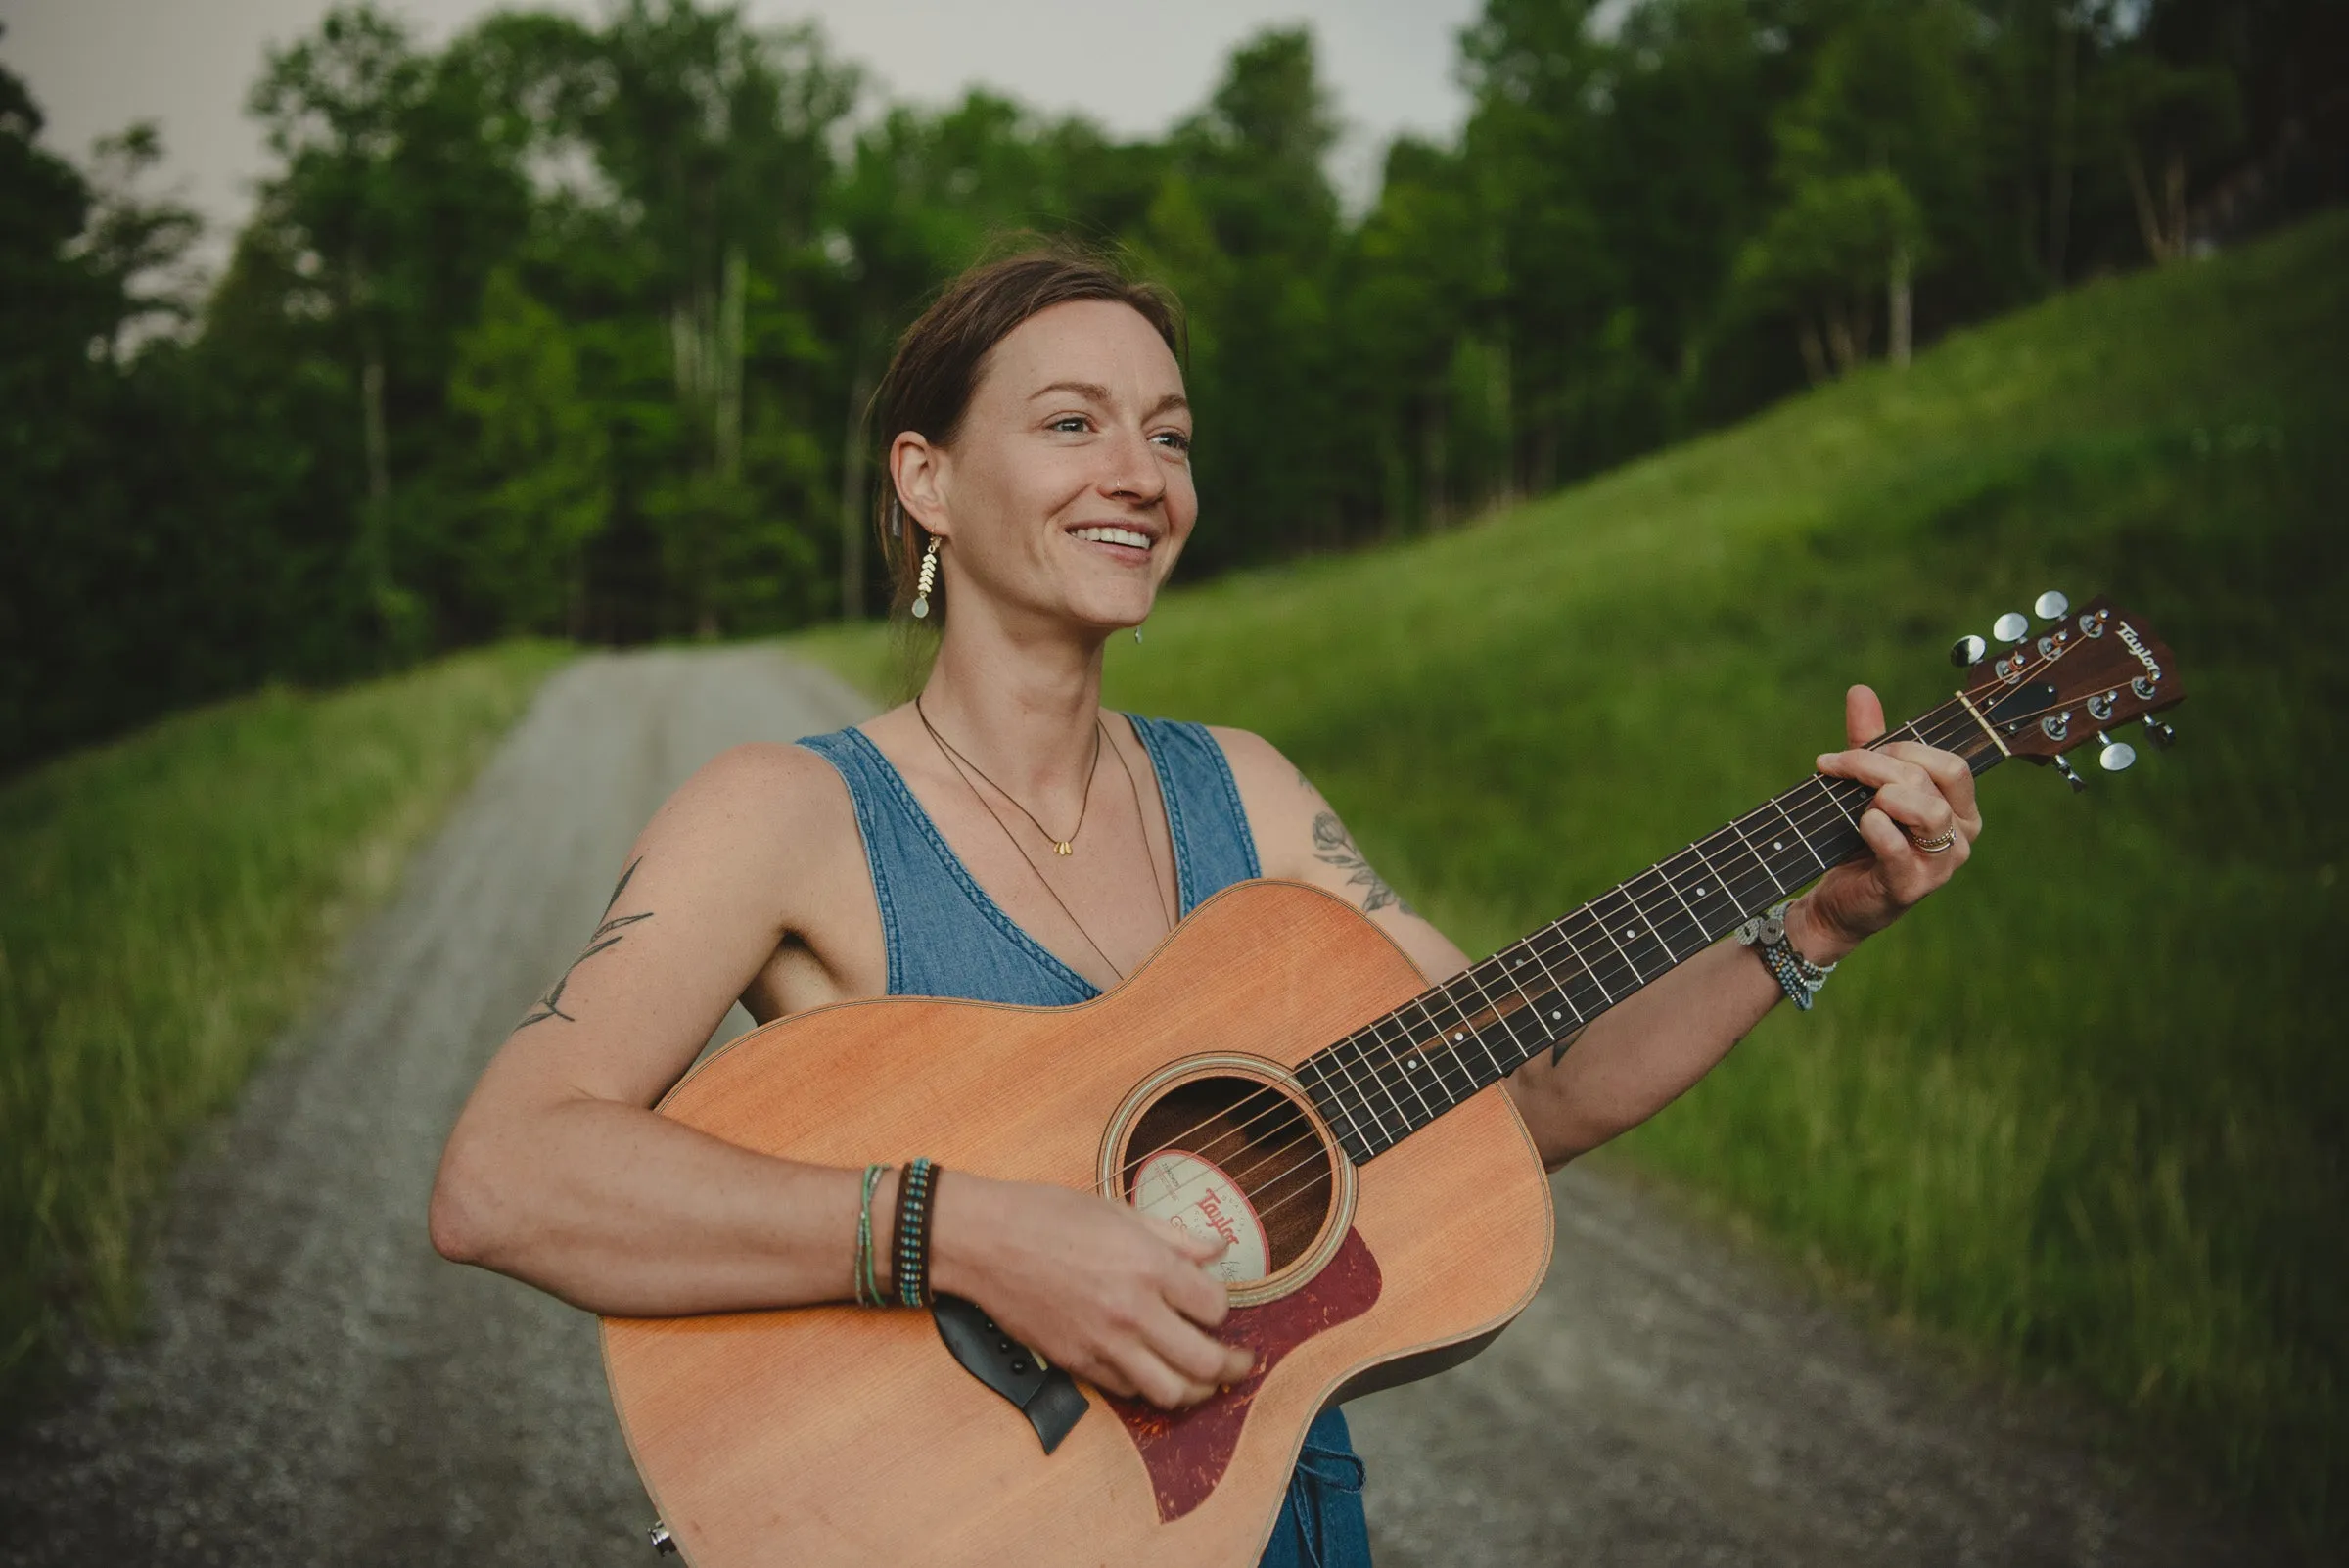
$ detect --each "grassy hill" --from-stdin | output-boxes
[0,643,569,1403]
[807,213,2349,1545]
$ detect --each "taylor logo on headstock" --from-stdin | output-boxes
[1947,591,2182,787]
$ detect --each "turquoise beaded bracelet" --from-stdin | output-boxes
[1735,899,1835,1011]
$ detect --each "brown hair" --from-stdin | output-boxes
[869,243,1185,623]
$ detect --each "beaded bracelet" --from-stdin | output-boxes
[1735,899,1836,1011]
[892,1157,942,1308]
[852,1162,888,1307]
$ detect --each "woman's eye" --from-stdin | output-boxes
[1152,431,1192,453]
[1049,416,1090,434]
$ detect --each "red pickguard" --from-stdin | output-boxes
[1107,1227,1382,1521]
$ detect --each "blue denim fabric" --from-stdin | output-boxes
[797,716,1372,1568]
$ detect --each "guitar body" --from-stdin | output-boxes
[602,880,1555,1567]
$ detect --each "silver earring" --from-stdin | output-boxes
[1133,624,1143,644]
[910,537,940,619]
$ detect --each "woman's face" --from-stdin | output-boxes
[898,299,1196,637]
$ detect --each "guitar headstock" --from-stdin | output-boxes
[1948,592,2183,787]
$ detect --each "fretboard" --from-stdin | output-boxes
[1295,698,2001,1164]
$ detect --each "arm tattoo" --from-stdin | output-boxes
[519,856,655,1028]
[1312,811,1416,916]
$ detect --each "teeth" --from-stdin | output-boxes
[1073,526,1152,550]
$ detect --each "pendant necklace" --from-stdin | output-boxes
[915,694,1100,856]
[914,695,1174,982]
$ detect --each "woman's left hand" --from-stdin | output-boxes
[1792,683,1982,963]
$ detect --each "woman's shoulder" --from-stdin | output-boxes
[639,739,861,881]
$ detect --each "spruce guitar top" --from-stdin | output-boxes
[602,594,2182,1566]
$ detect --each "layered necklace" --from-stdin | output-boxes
[914,693,1175,982]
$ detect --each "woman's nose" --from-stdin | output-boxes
[1098,425,1164,503]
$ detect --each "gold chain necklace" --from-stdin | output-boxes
[913,698,1174,982]
[915,694,1101,856]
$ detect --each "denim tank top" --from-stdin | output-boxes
[798,715,1373,1568]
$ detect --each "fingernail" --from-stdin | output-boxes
[1816,754,1834,768]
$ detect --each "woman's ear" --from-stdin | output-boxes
[891,432,952,539]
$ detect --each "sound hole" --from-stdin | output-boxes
[1119,1074,1334,1281]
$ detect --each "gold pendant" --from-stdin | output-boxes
[1053,841,1073,856]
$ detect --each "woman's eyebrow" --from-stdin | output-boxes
[1026,382,1190,420]
[1029,380,1113,404]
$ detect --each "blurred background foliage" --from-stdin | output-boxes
[4,0,2341,774]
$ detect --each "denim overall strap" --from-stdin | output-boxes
[794,716,1371,1568]
[794,727,1096,1006]
[1123,715,1261,913]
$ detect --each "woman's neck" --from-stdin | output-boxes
[917,605,1111,800]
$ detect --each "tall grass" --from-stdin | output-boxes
[804,215,2348,1542]
[0,642,569,1407]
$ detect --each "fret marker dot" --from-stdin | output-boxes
[1550,1011,1561,1021]
[1623,928,1635,940]
[1452,1032,1464,1042]
[1773,841,1784,852]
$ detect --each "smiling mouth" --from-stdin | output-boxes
[1070,525,1155,553]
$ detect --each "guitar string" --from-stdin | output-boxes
[1093,693,2048,1211]
[1095,699,1996,1200]
[1114,680,2148,1231]
[1095,700,1984,1192]
[1098,655,2129,1207]
[1100,722,1954,1204]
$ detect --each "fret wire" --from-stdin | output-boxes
[1680,838,1743,928]
[1598,881,1673,972]
[1316,1038,1392,1157]
[1345,1023,1421,1140]
[1766,791,1826,878]
[1494,939,1588,1052]
[1424,979,1504,1099]
[1405,996,1484,1109]
[1320,697,2007,1164]
[1489,943,1568,1048]
[1373,1010,1444,1128]
[1666,845,1742,941]
[1724,812,1792,899]
[1450,958,1531,1082]
[1645,857,1711,951]
[1627,866,1704,961]
[1298,1056,1375,1163]
[1585,889,1657,986]
[1528,911,1622,1011]
[1691,826,1774,916]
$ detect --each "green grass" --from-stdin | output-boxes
[799,214,2349,1545]
[0,641,571,1405]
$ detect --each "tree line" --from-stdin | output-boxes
[2,0,2337,771]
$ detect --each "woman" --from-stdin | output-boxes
[429,249,1981,1566]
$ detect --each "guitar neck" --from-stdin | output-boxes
[1295,696,2004,1165]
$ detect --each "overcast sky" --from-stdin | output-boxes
[1,0,1484,266]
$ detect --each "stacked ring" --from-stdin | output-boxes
[1908,826,1958,854]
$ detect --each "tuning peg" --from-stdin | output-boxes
[1993,611,2030,644]
[1948,633,1988,668]
[2096,731,2137,771]
[2052,755,2087,792]
[2034,590,2070,621]
[2142,715,2176,750]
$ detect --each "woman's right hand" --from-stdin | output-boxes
[928,1173,1256,1409]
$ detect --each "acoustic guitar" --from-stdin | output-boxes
[602,594,2182,1567]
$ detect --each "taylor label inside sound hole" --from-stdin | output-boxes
[1117,1071,1340,1295]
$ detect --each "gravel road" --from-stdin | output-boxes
[0,648,2265,1567]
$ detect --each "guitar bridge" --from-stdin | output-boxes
[932,1295,1090,1453]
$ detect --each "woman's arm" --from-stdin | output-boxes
[1217,683,1980,1169]
[429,741,1252,1407]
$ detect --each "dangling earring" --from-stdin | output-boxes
[1133,623,1143,644]
[910,536,940,620]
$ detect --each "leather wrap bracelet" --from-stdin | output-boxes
[1735,899,1836,1011]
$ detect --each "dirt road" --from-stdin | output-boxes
[0,648,2259,1566]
